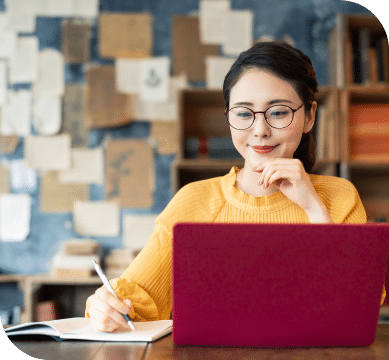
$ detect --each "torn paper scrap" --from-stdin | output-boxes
[24,134,71,172]
[0,194,31,242]
[123,214,158,250]
[59,147,104,184]
[73,201,120,237]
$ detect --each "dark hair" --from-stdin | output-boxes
[223,41,318,173]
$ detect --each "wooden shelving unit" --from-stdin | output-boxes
[330,14,389,222]
[0,275,102,323]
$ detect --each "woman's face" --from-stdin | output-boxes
[228,68,316,169]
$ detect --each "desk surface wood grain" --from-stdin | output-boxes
[8,324,389,360]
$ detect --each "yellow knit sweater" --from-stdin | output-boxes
[85,167,385,321]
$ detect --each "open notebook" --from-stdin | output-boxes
[4,317,172,342]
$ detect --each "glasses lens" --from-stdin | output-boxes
[227,107,254,129]
[265,105,293,129]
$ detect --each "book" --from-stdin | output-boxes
[185,136,241,159]
[375,36,389,82]
[352,28,370,84]
[4,317,173,342]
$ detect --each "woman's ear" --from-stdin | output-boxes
[303,101,317,133]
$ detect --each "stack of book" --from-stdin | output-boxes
[50,239,102,278]
[352,29,388,85]
[185,137,241,159]
[104,248,136,280]
[349,104,389,162]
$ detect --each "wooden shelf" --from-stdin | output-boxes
[176,158,244,170]
[0,274,102,323]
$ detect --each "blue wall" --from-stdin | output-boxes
[0,0,372,276]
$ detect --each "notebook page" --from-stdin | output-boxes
[62,320,173,341]
[5,317,91,336]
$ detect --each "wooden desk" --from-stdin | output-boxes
[8,324,389,360]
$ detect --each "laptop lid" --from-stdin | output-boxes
[172,223,389,347]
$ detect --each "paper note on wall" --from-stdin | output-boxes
[73,201,120,237]
[5,0,36,33]
[0,165,9,194]
[40,171,89,213]
[134,74,187,121]
[24,134,71,172]
[123,214,158,250]
[32,96,62,135]
[172,15,218,82]
[115,58,142,94]
[199,0,230,44]
[85,65,133,129]
[222,10,253,56]
[150,121,179,155]
[0,90,32,136]
[62,83,88,148]
[0,194,31,242]
[0,134,19,154]
[62,19,91,63]
[21,0,48,16]
[139,57,170,103]
[47,0,75,16]
[9,36,38,84]
[0,60,7,105]
[33,49,65,97]
[10,159,37,193]
[105,139,154,208]
[99,12,153,58]
[59,147,104,184]
[155,74,187,121]
[206,56,236,89]
[73,0,99,18]
[22,0,99,18]
[0,27,16,58]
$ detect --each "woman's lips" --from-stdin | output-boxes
[251,145,278,154]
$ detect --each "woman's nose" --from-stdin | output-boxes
[251,114,271,137]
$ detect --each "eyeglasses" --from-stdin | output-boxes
[225,104,304,130]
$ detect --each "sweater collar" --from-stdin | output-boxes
[221,167,295,214]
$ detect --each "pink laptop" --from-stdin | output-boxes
[172,223,389,347]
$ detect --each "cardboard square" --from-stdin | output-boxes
[105,139,154,208]
[85,65,133,129]
[172,15,219,82]
[99,12,153,58]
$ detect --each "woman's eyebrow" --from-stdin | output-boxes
[232,99,293,107]
[267,99,293,105]
[233,101,254,107]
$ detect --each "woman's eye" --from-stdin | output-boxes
[237,112,252,118]
[270,110,288,117]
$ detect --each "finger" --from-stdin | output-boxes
[89,306,119,332]
[267,170,294,188]
[95,287,131,315]
[90,298,131,330]
[261,162,303,188]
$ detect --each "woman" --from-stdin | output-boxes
[86,41,382,332]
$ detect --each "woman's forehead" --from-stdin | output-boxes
[230,68,301,105]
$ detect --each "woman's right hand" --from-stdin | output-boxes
[87,287,133,332]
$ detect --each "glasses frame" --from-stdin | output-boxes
[225,103,304,130]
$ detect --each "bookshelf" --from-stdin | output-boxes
[329,13,388,87]
[329,14,389,222]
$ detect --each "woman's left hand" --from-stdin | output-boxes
[253,158,332,222]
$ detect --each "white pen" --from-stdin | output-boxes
[92,260,135,330]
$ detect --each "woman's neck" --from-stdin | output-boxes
[235,165,279,198]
